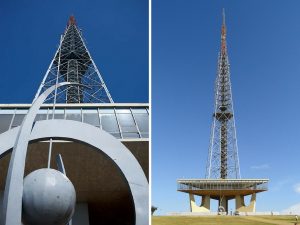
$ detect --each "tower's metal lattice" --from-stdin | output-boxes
[34,16,113,104]
[205,11,241,179]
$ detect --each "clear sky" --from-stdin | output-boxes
[0,0,148,103]
[153,0,300,214]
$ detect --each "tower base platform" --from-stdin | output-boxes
[177,179,269,213]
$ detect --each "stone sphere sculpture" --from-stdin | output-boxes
[22,168,76,225]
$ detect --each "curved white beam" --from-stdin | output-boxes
[2,82,73,225]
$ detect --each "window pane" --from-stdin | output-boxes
[117,114,137,133]
[98,108,114,114]
[48,109,65,120]
[134,114,149,132]
[101,114,119,133]
[131,108,148,114]
[83,110,100,127]
[0,114,13,133]
[34,109,48,122]
[12,114,25,128]
[34,114,47,122]
[122,132,140,139]
[82,109,98,113]
[115,109,131,114]
[111,133,121,139]
[66,109,81,122]
[15,109,28,114]
[38,109,48,114]
[140,133,149,138]
[0,109,15,114]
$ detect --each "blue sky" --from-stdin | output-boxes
[153,0,300,214]
[0,0,148,103]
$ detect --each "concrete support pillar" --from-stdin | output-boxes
[189,194,210,212]
[200,195,210,211]
[235,193,256,212]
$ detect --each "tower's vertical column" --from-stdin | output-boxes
[220,119,227,179]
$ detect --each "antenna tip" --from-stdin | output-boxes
[68,15,77,26]
[222,8,226,24]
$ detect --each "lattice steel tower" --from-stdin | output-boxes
[34,16,113,104]
[177,10,268,214]
[205,10,240,179]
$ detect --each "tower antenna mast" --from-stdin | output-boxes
[34,15,114,104]
[206,8,240,179]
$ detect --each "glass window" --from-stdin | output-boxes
[34,114,47,122]
[15,109,28,114]
[133,114,149,133]
[131,108,148,114]
[122,132,140,139]
[110,133,121,139]
[140,133,149,138]
[117,113,138,133]
[0,109,15,114]
[65,109,81,122]
[101,114,119,133]
[38,109,48,113]
[98,108,114,114]
[115,109,131,114]
[82,109,100,127]
[34,109,48,122]
[0,114,13,133]
[48,109,65,120]
[11,114,26,128]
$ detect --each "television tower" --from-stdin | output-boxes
[34,16,113,104]
[205,9,240,179]
[177,10,268,214]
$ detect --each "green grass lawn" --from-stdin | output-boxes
[152,216,298,225]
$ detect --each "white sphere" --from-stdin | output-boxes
[22,168,76,225]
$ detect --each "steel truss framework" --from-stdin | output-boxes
[205,11,241,179]
[34,16,113,104]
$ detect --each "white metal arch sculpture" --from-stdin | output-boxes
[0,120,148,225]
[0,83,148,225]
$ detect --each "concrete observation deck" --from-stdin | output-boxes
[178,179,269,213]
[177,179,269,200]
